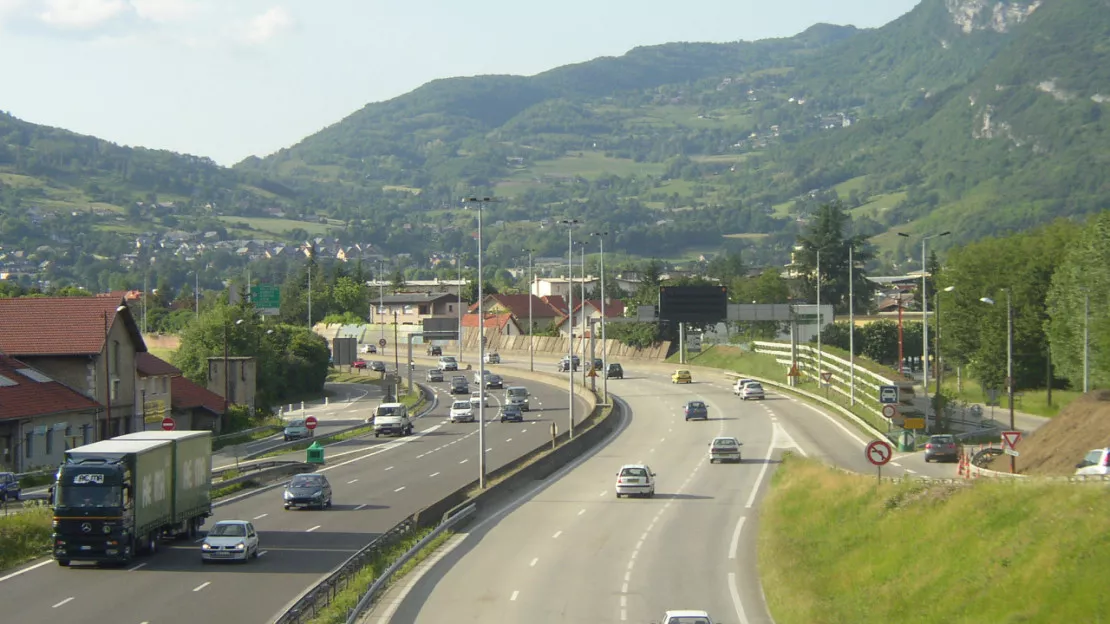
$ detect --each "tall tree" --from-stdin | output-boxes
[794,202,873,313]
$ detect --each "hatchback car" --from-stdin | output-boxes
[486,373,504,389]
[499,404,524,423]
[426,368,444,382]
[427,345,442,356]
[924,435,959,463]
[657,610,715,624]
[606,363,624,379]
[0,472,21,502]
[201,520,259,563]
[370,361,387,372]
[283,419,314,441]
[352,359,368,369]
[438,356,459,371]
[739,382,765,400]
[283,473,332,510]
[672,369,693,384]
[591,358,604,371]
[684,401,708,421]
[450,400,475,423]
[615,464,655,498]
[732,379,756,394]
[470,392,488,408]
[708,437,743,463]
[1075,448,1110,475]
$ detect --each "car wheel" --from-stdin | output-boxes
[57,559,70,567]
[615,492,621,498]
[647,489,655,498]
[284,504,291,510]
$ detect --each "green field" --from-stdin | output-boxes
[523,151,666,179]
[833,175,869,197]
[382,185,421,194]
[217,216,335,236]
[722,232,770,240]
[848,191,908,219]
[760,456,1110,623]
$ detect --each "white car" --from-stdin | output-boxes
[470,392,488,409]
[201,520,259,563]
[484,352,500,364]
[732,379,756,395]
[656,609,714,624]
[740,382,765,400]
[438,356,458,371]
[1075,448,1110,475]
[473,370,492,385]
[708,436,743,463]
[449,400,475,423]
[615,463,655,498]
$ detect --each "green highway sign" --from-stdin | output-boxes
[251,284,281,315]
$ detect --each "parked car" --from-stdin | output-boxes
[201,520,260,563]
[672,369,693,384]
[450,400,475,423]
[426,368,444,382]
[486,373,504,389]
[924,434,960,463]
[499,404,524,423]
[0,472,21,502]
[283,419,314,441]
[708,437,743,463]
[684,400,708,421]
[606,363,624,379]
[283,473,332,510]
[1075,448,1110,475]
[484,352,501,364]
[369,361,386,372]
[352,359,367,369]
[615,464,655,498]
[739,382,765,401]
[427,345,442,356]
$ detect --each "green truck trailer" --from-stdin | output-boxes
[51,431,213,567]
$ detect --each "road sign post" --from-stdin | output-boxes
[1001,430,1022,463]
[821,371,832,398]
[865,439,893,484]
[250,284,281,316]
[304,415,318,431]
[161,417,175,431]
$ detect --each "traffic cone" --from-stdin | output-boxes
[958,453,966,478]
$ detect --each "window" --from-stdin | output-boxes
[110,378,120,401]
[82,425,90,445]
[45,429,53,454]
[25,431,33,459]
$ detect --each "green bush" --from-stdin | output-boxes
[0,503,52,571]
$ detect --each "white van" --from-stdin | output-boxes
[370,403,412,437]
[505,386,530,411]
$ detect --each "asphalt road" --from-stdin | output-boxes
[0,365,587,624]
[379,354,959,623]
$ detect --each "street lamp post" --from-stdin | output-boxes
[980,291,1015,473]
[848,246,855,406]
[560,219,580,439]
[464,197,496,489]
[898,230,950,432]
[1083,290,1090,393]
[936,286,955,395]
[456,256,463,363]
[591,232,609,403]
[577,240,587,389]
[523,248,535,372]
[816,250,822,380]
[379,260,385,346]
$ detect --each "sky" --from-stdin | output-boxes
[0,0,921,166]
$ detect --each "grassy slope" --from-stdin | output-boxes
[760,456,1110,623]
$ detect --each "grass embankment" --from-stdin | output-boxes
[0,503,52,570]
[759,456,1110,623]
[674,346,890,433]
[307,528,455,624]
[937,378,1078,419]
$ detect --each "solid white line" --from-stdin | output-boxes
[347,479,359,484]
[745,429,777,509]
[728,572,751,624]
[429,472,440,477]
[530,558,538,567]
[620,595,627,607]
[52,597,74,608]
[0,559,52,583]
[192,582,210,592]
[128,563,147,572]
[729,517,746,560]
[796,401,868,446]
[394,486,406,492]
[253,513,268,520]
[510,590,519,601]
[306,525,321,533]
[552,531,562,539]
[354,503,367,511]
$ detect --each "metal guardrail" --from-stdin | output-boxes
[212,459,302,481]
[344,504,476,624]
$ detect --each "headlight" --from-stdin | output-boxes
[283,491,293,500]
[201,543,212,550]
[312,491,323,498]
[233,542,245,550]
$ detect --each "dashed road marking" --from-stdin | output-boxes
[192,582,210,592]
[394,486,406,493]
[429,472,440,477]
[530,557,538,567]
[253,513,268,520]
[552,531,562,539]
[306,525,321,533]
[52,597,74,608]
[128,563,146,572]
[355,503,367,511]
[510,590,519,601]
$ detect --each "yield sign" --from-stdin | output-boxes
[1001,430,1022,450]
[820,372,833,383]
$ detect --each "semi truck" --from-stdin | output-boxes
[51,430,212,567]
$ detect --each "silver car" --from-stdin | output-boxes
[201,520,260,563]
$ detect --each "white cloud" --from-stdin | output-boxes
[130,0,199,23]
[39,0,128,30]
[241,6,294,45]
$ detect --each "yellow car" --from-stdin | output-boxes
[671,369,693,384]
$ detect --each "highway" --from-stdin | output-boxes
[379,354,959,623]
[0,364,587,624]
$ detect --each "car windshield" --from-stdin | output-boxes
[453,402,470,409]
[287,420,305,427]
[746,383,763,390]
[290,476,324,488]
[210,523,247,537]
[620,467,648,478]
[669,618,711,624]
[442,357,456,362]
[58,485,122,508]
[714,439,738,447]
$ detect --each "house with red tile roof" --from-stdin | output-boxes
[0,295,147,440]
[552,299,627,337]
[135,352,224,432]
[468,294,563,332]
[170,376,226,431]
[136,352,178,427]
[0,354,102,472]
[461,312,524,336]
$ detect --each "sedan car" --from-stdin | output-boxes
[470,392,488,409]
[283,473,332,510]
[924,434,960,463]
[606,363,624,379]
[426,368,444,382]
[283,419,314,441]
[739,382,765,400]
[352,359,368,369]
[708,437,743,463]
[486,373,504,389]
[615,464,655,498]
[558,356,580,372]
[370,361,387,372]
[658,609,715,624]
[672,369,693,384]
[499,404,524,423]
[684,400,708,421]
[450,376,469,394]
[201,520,259,563]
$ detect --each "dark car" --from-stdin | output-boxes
[606,363,624,379]
[427,345,442,356]
[370,361,387,372]
[558,355,580,372]
[0,472,21,502]
[591,358,604,371]
[426,368,444,382]
[283,474,332,510]
[486,374,504,389]
[451,376,469,394]
[924,434,960,463]
[684,400,709,421]
[499,404,524,423]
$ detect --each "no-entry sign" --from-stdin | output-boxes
[161,417,175,431]
[304,415,318,430]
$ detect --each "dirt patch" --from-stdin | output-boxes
[1011,390,1110,475]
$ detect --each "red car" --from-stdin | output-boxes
[352,359,368,369]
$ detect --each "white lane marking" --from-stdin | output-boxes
[621,595,627,607]
[745,425,778,509]
[510,590,519,601]
[429,472,440,478]
[552,531,562,539]
[394,486,406,493]
[486,447,493,452]
[728,572,751,624]
[905,469,917,474]
[192,582,210,592]
[194,537,205,543]
[521,429,527,433]
[578,509,585,516]
[621,582,628,593]
[347,479,359,484]
[253,513,268,520]
[385,466,394,471]
[416,453,426,458]
[128,563,147,572]
[506,438,513,442]
[306,525,321,533]
[660,437,666,442]
[621,608,628,621]
[52,597,75,608]
[530,558,538,567]
[0,559,52,582]
[795,401,868,446]
[729,517,747,560]
[891,462,902,467]
[355,503,367,511]
[258,550,268,557]
[459,459,469,464]
[599,490,607,497]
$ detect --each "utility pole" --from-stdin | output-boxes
[591,231,609,403]
[524,249,535,372]
[816,250,822,380]
[307,264,312,329]
[848,246,855,406]
[1084,291,1090,393]
[579,241,586,389]
[560,219,580,439]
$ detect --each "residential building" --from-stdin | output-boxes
[0,354,101,472]
[469,294,564,332]
[136,352,177,426]
[373,293,462,325]
[366,279,469,296]
[552,299,627,337]
[206,356,257,414]
[530,275,601,299]
[0,295,146,439]
[172,376,227,431]
[461,313,524,336]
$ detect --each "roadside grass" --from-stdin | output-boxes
[211,421,284,452]
[760,455,1110,623]
[0,503,52,571]
[937,378,1078,419]
[18,473,54,489]
[307,527,455,624]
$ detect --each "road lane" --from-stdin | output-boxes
[0,367,586,624]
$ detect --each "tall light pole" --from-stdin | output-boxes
[307,261,313,330]
[523,248,535,372]
[464,197,497,488]
[379,260,385,344]
[899,230,950,432]
[816,249,822,379]
[591,231,609,403]
[848,245,855,406]
[457,256,464,363]
[102,305,127,439]
[980,290,1014,473]
[936,286,955,395]
[577,241,587,389]
[560,218,580,438]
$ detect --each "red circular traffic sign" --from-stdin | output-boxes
[865,439,892,466]
[161,417,175,431]
[881,404,898,419]
[379,338,387,348]
[304,415,318,430]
